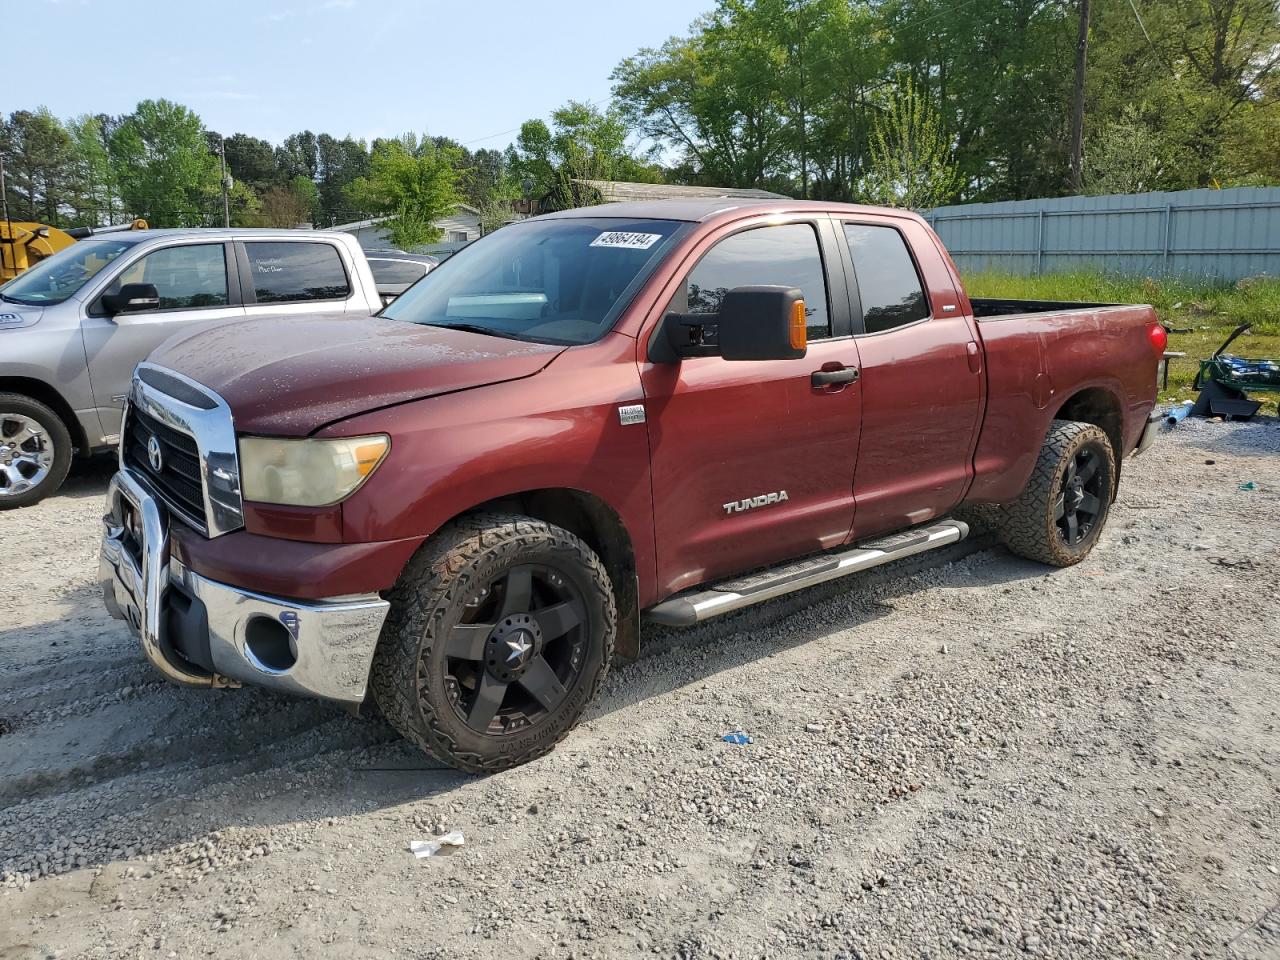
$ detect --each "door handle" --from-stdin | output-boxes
[966,341,982,374]
[811,367,860,387]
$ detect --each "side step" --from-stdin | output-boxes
[644,519,969,627]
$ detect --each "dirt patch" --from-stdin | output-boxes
[1,422,1278,959]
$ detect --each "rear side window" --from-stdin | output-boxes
[843,224,929,333]
[244,242,350,303]
[678,223,831,338]
[369,259,429,286]
[107,243,228,310]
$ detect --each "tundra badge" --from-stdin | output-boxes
[723,491,790,515]
[618,404,646,426]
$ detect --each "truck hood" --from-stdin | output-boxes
[148,313,566,435]
[0,301,44,331]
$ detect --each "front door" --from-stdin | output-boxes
[641,218,862,597]
[81,241,243,435]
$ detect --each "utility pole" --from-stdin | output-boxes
[0,155,11,277]
[1068,0,1091,194]
[0,154,9,227]
[219,135,231,228]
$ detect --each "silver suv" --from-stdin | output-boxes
[0,229,382,508]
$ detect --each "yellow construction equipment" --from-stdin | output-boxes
[0,219,148,283]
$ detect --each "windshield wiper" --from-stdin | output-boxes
[425,321,516,340]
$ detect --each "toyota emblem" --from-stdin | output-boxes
[147,435,164,473]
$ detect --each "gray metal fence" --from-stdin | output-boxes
[924,186,1280,282]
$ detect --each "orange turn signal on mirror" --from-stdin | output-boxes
[790,299,807,351]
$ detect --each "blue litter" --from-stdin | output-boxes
[1239,481,1258,491]
[1166,400,1194,424]
[722,732,753,745]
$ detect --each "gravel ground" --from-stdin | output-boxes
[1,418,1278,960]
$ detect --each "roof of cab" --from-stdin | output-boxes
[535,197,925,225]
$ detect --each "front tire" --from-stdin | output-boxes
[370,512,615,774]
[0,394,72,510]
[1000,420,1116,567]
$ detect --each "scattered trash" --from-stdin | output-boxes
[1204,459,1216,465]
[409,830,465,858]
[1239,481,1258,491]
[804,723,826,734]
[1166,400,1193,425]
[722,731,753,745]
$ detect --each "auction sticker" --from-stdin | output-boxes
[590,231,662,250]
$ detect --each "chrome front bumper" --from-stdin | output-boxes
[100,469,390,706]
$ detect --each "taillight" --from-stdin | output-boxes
[1149,323,1169,354]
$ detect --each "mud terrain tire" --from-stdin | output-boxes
[370,512,615,773]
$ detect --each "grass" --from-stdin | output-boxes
[963,270,1280,407]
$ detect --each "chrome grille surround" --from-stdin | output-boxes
[123,362,243,537]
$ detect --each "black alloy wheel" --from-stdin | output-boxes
[1054,445,1106,546]
[444,564,589,735]
[371,513,615,773]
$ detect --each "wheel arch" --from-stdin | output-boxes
[457,487,641,660]
[0,376,88,455]
[1051,386,1124,470]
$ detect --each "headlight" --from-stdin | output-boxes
[238,435,389,507]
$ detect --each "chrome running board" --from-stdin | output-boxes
[644,519,969,627]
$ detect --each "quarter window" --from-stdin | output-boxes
[843,224,930,333]
[678,223,831,338]
[107,243,229,310]
[244,242,350,303]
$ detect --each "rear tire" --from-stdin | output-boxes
[999,420,1116,567]
[370,512,615,774]
[0,393,72,510]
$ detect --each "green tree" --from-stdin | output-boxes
[862,77,962,209]
[509,100,661,207]
[1083,106,1172,194]
[345,135,462,248]
[109,99,220,227]
[223,133,280,193]
[316,134,370,225]
[65,113,117,225]
[0,108,76,224]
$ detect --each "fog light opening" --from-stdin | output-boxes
[244,615,298,673]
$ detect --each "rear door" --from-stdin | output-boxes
[834,217,982,540]
[641,216,863,597]
[80,239,243,434]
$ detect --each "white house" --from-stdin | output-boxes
[331,204,482,254]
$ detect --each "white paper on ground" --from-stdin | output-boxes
[409,830,466,858]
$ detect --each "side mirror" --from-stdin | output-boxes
[650,285,808,363]
[102,282,160,316]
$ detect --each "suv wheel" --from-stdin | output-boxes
[371,512,616,773]
[0,393,72,510]
[1000,419,1116,567]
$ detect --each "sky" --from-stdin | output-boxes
[9,0,710,148]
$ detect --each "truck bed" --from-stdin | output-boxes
[970,297,1117,318]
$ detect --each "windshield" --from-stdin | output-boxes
[0,239,135,306]
[381,217,687,345]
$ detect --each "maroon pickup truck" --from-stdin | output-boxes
[100,199,1165,772]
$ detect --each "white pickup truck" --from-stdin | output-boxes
[0,229,383,508]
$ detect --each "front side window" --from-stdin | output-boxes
[843,224,929,333]
[0,239,134,306]
[107,243,229,310]
[382,217,685,345]
[677,223,831,338]
[245,242,350,304]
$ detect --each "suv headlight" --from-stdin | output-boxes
[238,435,390,507]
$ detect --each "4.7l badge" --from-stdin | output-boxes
[723,491,790,515]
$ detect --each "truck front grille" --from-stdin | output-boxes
[124,406,208,531]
